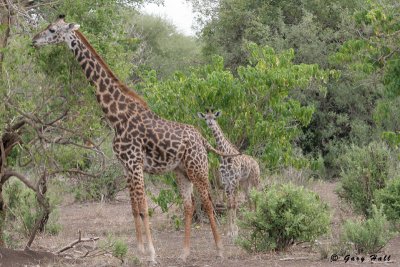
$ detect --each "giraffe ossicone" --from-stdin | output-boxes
[198,109,261,237]
[32,15,232,263]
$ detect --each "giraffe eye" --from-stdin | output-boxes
[49,28,55,33]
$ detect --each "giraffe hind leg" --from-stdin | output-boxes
[187,170,223,258]
[175,170,194,262]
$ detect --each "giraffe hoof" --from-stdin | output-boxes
[179,254,188,263]
[179,248,190,262]
[227,231,238,238]
[138,244,145,255]
[146,259,158,266]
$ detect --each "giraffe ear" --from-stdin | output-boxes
[197,112,206,119]
[214,111,222,118]
[69,23,80,30]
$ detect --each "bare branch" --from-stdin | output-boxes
[4,169,36,191]
[279,257,309,261]
[48,168,100,179]
[43,108,69,127]
[4,100,41,124]
[56,230,100,254]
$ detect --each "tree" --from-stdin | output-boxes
[141,44,331,171]
[124,13,202,79]
[0,0,155,247]
[190,0,362,69]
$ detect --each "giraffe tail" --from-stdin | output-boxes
[201,137,241,157]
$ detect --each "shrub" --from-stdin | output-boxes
[375,176,400,223]
[4,179,40,236]
[112,239,128,262]
[147,173,181,214]
[3,178,62,239]
[337,142,392,217]
[44,209,62,236]
[342,205,394,254]
[236,183,330,252]
[101,234,128,262]
[150,188,180,213]
[72,163,124,202]
[45,222,62,236]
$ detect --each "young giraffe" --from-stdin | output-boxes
[32,15,237,263]
[198,109,260,237]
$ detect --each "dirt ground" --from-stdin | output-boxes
[1,181,399,267]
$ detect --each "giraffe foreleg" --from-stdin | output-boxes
[138,195,156,264]
[227,191,238,238]
[128,167,156,264]
[128,185,145,255]
[175,170,194,262]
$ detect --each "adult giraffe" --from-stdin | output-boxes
[32,15,235,263]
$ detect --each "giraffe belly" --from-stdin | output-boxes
[143,156,180,174]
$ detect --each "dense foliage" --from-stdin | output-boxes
[191,0,361,68]
[127,13,203,79]
[142,44,330,170]
[190,0,400,180]
[375,176,400,223]
[236,183,330,252]
[0,0,162,246]
[342,205,394,254]
[337,142,393,217]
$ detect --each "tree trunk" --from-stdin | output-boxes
[0,120,25,246]
[37,176,49,233]
[0,3,12,241]
[0,0,11,74]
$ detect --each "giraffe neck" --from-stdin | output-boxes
[65,30,148,125]
[209,121,239,154]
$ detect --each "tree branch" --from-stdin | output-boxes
[25,171,50,248]
[3,169,36,191]
[56,230,99,254]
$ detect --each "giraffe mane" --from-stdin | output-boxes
[213,120,240,153]
[74,30,148,108]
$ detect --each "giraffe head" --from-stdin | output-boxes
[32,15,80,47]
[197,108,221,127]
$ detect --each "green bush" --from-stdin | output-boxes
[112,239,128,262]
[375,176,400,223]
[4,180,40,237]
[150,188,180,213]
[342,205,394,254]
[72,163,124,202]
[236,183,330,252]
[100,234,128,262]
[147,173,181,214]
[4,179,62,243]
[337,142,392,217]
[45,222,62,236]
[142,44,330,170]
